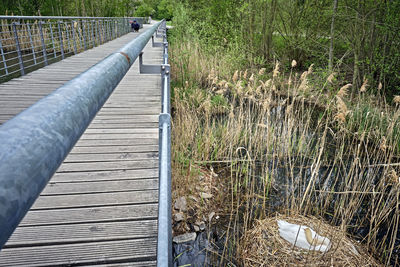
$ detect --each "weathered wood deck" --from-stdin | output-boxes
[0,23,163,266]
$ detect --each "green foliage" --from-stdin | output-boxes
[134,3,154,17]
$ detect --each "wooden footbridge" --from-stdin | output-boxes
[0,18,171,266]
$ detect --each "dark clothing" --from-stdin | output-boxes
[131,22,140,32]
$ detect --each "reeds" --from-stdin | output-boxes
[170,40,400,266]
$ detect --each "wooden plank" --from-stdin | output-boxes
[74,138,158,147]
[57,159,158,172]
[0,238,156,266]
[20,203,158,226]
[50,169,158,183]
[43,179,158,195]
[64,152,158,162]
[78,133,158,140]
[32,190,158,210]
[70,145,158,154]
[6,220,157,247]
[41,178,158,196]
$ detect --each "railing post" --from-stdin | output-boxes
[0,38,8,75]
[57,21,65,60]
[38,21,48,66]
[96,20,101,46]
[26,22,37,65]
[82,20,87,50]
[71,21,77,54]
[12,22,25,76]
[91,20,95,48]
[64,21,72,54]
[49,22,57,58]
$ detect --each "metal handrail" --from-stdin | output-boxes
[156,20,172,267]
[0,20,163,249]
[0,15,149,82]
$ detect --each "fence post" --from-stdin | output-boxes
[38,21,48,66]
[71,21,77,55]
[57,21,64,60]
[0,38,8,75]
[26,22,37,65]
[64,21,72,54]
[91,20,95,48]
[49,22,56,58]
[12,22,25,75]
[82,20,87,50]
[96,20,101,46]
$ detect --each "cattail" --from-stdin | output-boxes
[243,69,248,80]
[215,89,226,95]
[185,81,189,88]
[327,72,335,84]
[291,60,297,68]
[360,78,368,93]
[258,68,266,75]
[378,82,383,91]
[74,21,78,28]
[337,84,352,98]
[393,95,400,105]
[232,70,239,82]
[273,62,280,78]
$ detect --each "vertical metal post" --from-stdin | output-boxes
[82,20,87,50]
[163,43,168,65]
[49,22,56,58]
[96,20,101,46]
[161,65,171,114]
[91,20,95,48]
[64,22,72,54]
[101,20,106,43]
[27,23,37,65]
[71,21,77,54]
[107,20,111,41]
[12,22,25,75]
[57,21,64,60]
[38,21,48,66]
[0,38,8,75]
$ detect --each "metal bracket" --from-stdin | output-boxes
[152,35,164,47]
[139,52,162,74]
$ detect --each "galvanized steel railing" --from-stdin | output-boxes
[0,15,149,82]
[0,20,164,253]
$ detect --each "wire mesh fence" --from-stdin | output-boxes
[0,16,149,82]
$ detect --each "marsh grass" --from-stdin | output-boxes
[170,38,400,266]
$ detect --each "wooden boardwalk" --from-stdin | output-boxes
[0,23,163,266]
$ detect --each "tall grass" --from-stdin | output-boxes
[170,39,400,265]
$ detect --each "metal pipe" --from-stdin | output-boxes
[49,22,56,58]
[0,39,8,75]
[0,20,162,250]
[0,15,148,20]
[57,21,65,60]
[82,20,87,50]
[12,22,25,76]
[157,113,172,267]
[38,21,48,66]
[64,22,72,54]
[71,21,77,54]
[26,23,37,65]
[91,20,95,48]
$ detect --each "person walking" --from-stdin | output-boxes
[131,20,140,32]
